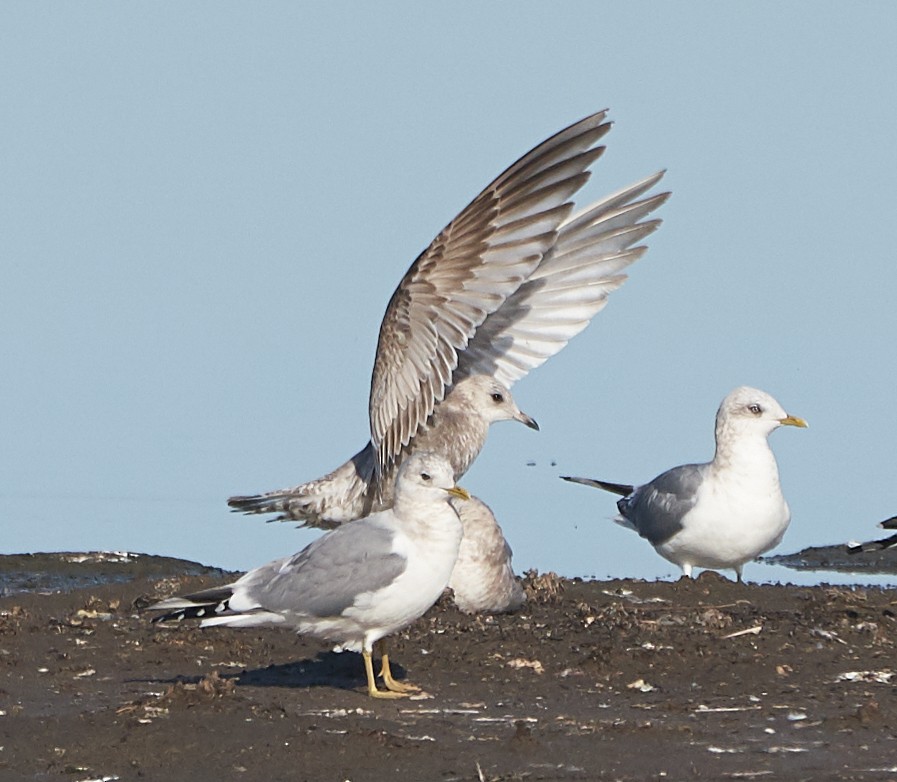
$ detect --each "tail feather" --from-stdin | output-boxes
[561,475,634,497]
[227,443,377,529]
[846,515,897,554]
[147,585,235,623]
[847,533,897,554]
[227,489,305,522]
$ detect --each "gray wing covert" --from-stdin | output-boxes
[623,464,705,546]
[249,519,407,618]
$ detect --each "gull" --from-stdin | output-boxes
[228,110,668,529]
[148,452,469,699]
[847,516,897,554]
[562,387,808,582]
[448,496,525,614]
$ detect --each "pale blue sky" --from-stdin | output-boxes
[2,3,895,581]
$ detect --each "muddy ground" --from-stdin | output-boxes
[2,553,897,781]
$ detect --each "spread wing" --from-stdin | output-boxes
[457,171,669,386]
[369,111,613,476]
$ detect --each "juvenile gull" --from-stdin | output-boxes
[847,516,897,554]
[148,453,469,699]
[228,110,668,529]
[562,387,808,582]
[448,496,525,614]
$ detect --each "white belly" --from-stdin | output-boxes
[337,520,462,651]
[656,472,790,571]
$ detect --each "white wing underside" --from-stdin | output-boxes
[228,113,669,528]
[457,172,667,387]
[369,112,619,476]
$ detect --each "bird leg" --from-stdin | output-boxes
[376,639,421,694]
[362,648,406,699]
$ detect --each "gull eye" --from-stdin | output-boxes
[491,392,504,403]
[420,472,431,482]
[747,404,762,415]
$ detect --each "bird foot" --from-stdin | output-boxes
[363,647,420,698]
[366,685,411,699]
[376,647,422,694]
[381,674,422,694]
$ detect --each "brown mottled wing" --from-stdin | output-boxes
[457,172,670,387]
[369,110,613,475]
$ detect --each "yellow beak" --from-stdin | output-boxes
[780,415,808,428]
[447,485,471,501]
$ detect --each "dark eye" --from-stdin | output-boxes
[420,472,431,482]
[491,392,504,403]
[748,404,762,415]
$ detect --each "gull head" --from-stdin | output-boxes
[715,386,808,442]
[396,451,470,501]
[447,375,539,430]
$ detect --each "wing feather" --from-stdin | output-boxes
[369,111,614,474]
[457,173,669,386]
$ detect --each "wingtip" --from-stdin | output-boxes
[561,476,633,496]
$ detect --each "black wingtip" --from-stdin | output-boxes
[846,533,897,554]
[561,475,633,496]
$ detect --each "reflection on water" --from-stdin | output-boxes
[2,544,896,597]
[572,543,897,589]
[752,561,897,588]
[760,542,897,585]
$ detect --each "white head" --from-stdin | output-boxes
[445,375,539,430]
[395,451,471,502]
[715,386,808,443]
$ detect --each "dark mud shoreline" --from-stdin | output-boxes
[2,551,897,781]
[763,542,897,574]
[0,552,229,597]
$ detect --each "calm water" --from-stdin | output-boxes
[2,548,896,597]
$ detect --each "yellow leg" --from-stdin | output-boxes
[376,640,421,694]
[362,648,406,699]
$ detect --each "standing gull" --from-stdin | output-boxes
[148,452,469,699]
[847,516,897,554]
[562,387,808,582]
[228,110,669,529]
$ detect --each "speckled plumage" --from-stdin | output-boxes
[229,111,667,532]
[228,374,531,528]
[448,496,525,614]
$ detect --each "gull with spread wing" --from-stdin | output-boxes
[229,111,668,531]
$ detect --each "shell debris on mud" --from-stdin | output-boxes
[2,556,897,780]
